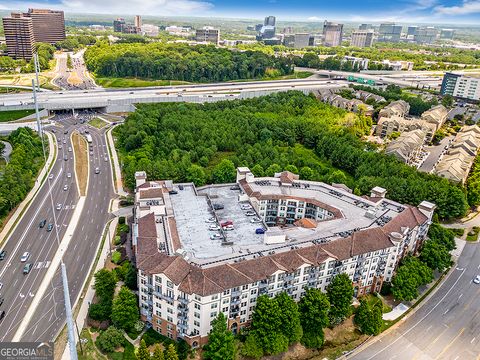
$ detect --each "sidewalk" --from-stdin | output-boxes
[106,126,128,197]
[0,131,55,247]
[61,216,118,360]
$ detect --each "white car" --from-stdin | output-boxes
[250,217,261,223]
[20,252,30,262]
[240,204,252,210]
[48,174,53,180]
[223,225,234,231]
[209,225,220,231]
[245,211,256,216]
[474,275,480,284]
[205,218,216,223]
[63,185,68,191]
[56,203,62,210]
[67,172,72,178]
[210,234,223,240]
[68,147,72,152]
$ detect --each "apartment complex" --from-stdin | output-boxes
[441,73,480,101]
[2,13,35,60]
[195,27,220,45]
[378,23,402,43]
[385,129,425,165]
[315,89,374,116]
[134,168,435,347]
[2,8,65,60]
[350,30,374,48]
[378,100,410,118]
[434,126,480,184]
[323,21,343,47]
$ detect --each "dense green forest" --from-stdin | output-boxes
[0,128,44,224]
[115,91,467,219]
[84,42,294,82]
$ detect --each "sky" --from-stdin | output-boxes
[1,0,480,24]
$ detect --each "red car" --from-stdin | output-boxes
[221,220,233,227]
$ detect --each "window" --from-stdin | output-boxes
[167,281,173,288]
[167,308,173,314]
[155,276,162,283]
[194,303,201,310]
[210,311,217,317]
[223,290,230,295]
[156,310,161,316]
[240,310,246,315]
[211,294,219,300]
[194,295,201,301]
[242,285,248,290]
[211,303,218,309]
[156,319,162,325]
[223,298,229,304]
[194,312,200,318]
[223,307,229,312]
[167,316,173,323]
[250,289,257,295]
[241,293,247,299]
[194,320,200,327]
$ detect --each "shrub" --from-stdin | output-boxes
[114,235,122,246]
[111,251,122,264]
[95,326,124,353]
[119,216,126,224]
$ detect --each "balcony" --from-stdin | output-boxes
[259,288,268,295]
[259,280,268,288]
[231,297,240,305]
[177,313,188,321]
[231,288,241,296]
[177,321,188,330]
[177,296,189,304]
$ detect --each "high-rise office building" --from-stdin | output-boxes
[323,21,343,47]
[359,23,373,30]
[414,27,437,44]
[407,26,418,36]
[440,29,455,40]
[2,12,35,60]
[24,8,65,44]
[351,30,374,47]
[285,33,310,49]
[441,73,480,101]
[134,15,142,29]
[378,23,402,42]
[113,18,125,32]
[264,16,276,27]
[195,26,220,45]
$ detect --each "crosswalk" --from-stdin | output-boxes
[33,261,51,270]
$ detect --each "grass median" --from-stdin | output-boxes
[72,132,88,196]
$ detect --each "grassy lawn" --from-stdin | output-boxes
[72,132,88,196]
[95,77,191,88]
[450,228,465,237]
[466,226,479,242]
[89,117,108,129]
[77,329,107,360]
[0,109,36,122]
[0,87,29,94]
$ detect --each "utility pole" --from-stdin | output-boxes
[33,53,40,92]
[32,79,42,135]
[62,263,79,360]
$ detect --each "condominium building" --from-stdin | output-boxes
[378,23,402,43]
[24,8,65,44]
[359,23,373,30]
[407,26,418,37]
[385,129,425,165]
[441,73,480,101]
[113,18,126,33]
[284,33,310,49]
[378,100,410,118]
[141,24,160,37]
[135,168,435,347]
[323,21,343,47]
[134,15,142,29]
[195,26,220,45]
[440,29,455,40]
[350,30,374,48]
[2,12,35,60]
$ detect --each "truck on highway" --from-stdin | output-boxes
[85,134,92,143]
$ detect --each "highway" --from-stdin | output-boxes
[52,51,96,91]
[349,241,480,360]
[0,115,113,342]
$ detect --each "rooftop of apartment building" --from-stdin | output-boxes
[134,169,434,273]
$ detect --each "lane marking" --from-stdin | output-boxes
[434,328,465,359]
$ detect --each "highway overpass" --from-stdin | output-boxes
[0,78,349,112]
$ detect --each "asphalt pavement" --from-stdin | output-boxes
[52,52,96,91]
[349,241,480,360]
[0,115,114,342]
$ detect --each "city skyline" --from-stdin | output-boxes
[1,0,480,24]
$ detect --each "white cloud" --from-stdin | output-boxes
[307,16,321,21]
[2,0,213,16]
[435,0,480,14]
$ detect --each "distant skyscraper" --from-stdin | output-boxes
[407,26,418,36]
[378,22,402,42]
[2,12,35,60]
[195,26,220,45]
[264,16,276,26]
[113,18,125,32]
[359,23,373,30]
[414,27,437,44]
[25,8,65,44]
[134,15,142,29]
[351,30,374,48]
[440,29,455,40]
[323,21,343,47]
[284,33,310,49]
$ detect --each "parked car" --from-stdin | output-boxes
[213,203,224,210]
[68,147,72,152]
[169,190,178,195]
[23,263,32,274]
[221,220,233,227]
[0,250,6,261]
[223,225,234,231]
[250,217,261,223]
[240,204,252,210]
[209,225,220,231]
[210,234,223,240]
[205,218,216,223]
[245,211,256,216]
[20,252,30,262]
[255,228,265,234]
[39,219,47,228]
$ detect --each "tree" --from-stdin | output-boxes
[94,269,117,300]
[327,273,354,325]
[298,288,330,348]
[152,345,165,360]
[111,287,139,332]
[284,164,298,174]
[124,262,138,290]
[299,166,314,180]
[212,159,236,183]
[354,299,383,335]
[203,313,235,360]
[241,334,263,359]
[251,164,264,177]
[265,163,282,177]
[427,223,456,251]
[186,164,207,186]
[420,240,451,272]
[441,94,454,108]
[66,54,73,69]
[137,339,150,360]
[275,292,302,344]
[165,344,179,360]
[247,295,288,356]
[391,257,433,301]
[95,326,124,353]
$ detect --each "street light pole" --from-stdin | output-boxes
[62,263,79,360]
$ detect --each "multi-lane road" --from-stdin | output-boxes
[350,241,480,360]
[0,115,113,342]
[52,51,97,91]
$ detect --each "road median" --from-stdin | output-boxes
[71,131,88,196]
